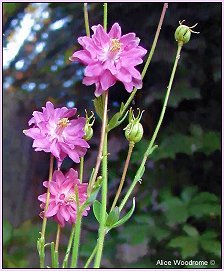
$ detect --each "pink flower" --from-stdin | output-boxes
[23,101,89,166]
[38,169,89,227]
[70,23,147,97]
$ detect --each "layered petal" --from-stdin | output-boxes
[24,101,89,165]
[70,23,147,97]
[38,169,90,227]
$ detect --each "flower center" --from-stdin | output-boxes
[55,117,69,135]
[59,193,65,200]
[57,118,69,128]
[110,39,121,52]
[66,194,76,202]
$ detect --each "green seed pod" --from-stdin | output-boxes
[124,108,144,144]
[175,25,191,44]
[175,20,200,45]
[125,122,143,143]
[83,110,95,141]
[84,125,93,141]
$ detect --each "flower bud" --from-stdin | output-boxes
[83,110,95,141]
[84,125,93,141]
[175,20,199,45]
[124,108,144,144]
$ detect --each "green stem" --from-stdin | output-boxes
[84,3,90,37]
[110,142,135,211]
[84,243,98,268]
[70,212,82,267]
[70,156,85,267]
[110,3,168,131]
[87,92,109,195]
[39,154,54,268]
[55,224,61,252]
[62,225,75,268]
[103,3,108,31]
[79,157,84,183]
[94,94,108,268]
[54,225,60,268]
[51,242,56,268]
[119,43,183,212]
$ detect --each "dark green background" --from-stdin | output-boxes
[3,2,221,268]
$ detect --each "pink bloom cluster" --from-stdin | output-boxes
[38,169,89,227]
[70,23,147,97]
[23,101,89,166]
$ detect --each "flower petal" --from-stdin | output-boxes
[100,70,116,90]
[70,50,94,65]
[92,24,109,45]
[84,63,103,77]
[108,23,122,39]
[45,202,59,217]
[60,206,70,221]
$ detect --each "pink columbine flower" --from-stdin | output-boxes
[23,101,89,166]
[38,169,89,227]
[70,23,147,97]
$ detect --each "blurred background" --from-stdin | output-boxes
[3,2,221,268]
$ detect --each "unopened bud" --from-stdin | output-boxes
[175,20,199,45]
[83,110,95,141]
[124,108,144,144]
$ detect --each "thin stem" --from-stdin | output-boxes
[71,185,81,268]
[41,154,54,237]
[94,130,108,268]
[39,154,54,268]
[55,225,61,252]
[63,138,85,268]
[84,244,98,268]
[88,92,109,194]
[70,213,82,267]
[51,242,55,267]
[62,225,75,268]
[103,3,108,31]
[111,3,168,130]
[119,43,183,212]
[84,3,90,37]
[79,157,84,183]
[110,142,135,211]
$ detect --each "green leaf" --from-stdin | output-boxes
[106,207,120,227]
[190,124,203,138]
[112,198,135,228]
[3,220,13,246]
[108,110,129,131]
[80,176,102,212]
[200,239,221,257]
[191,192,219,204]
[93,96,104,120]
[93,200,102,223]
[181,186,198,203]
[200,231,218,240]
[161,197,189,224]
[202,131,220,155]
[200,231,220,258]
[119,224,149,245]
[188,192,221,218]
[119,102,125,113]
[108,112,121,130]
[183,225,199,237]
[168,236,199,259]
[188,203,221,218]
[151,81,201,108]
[93,200,108,223]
